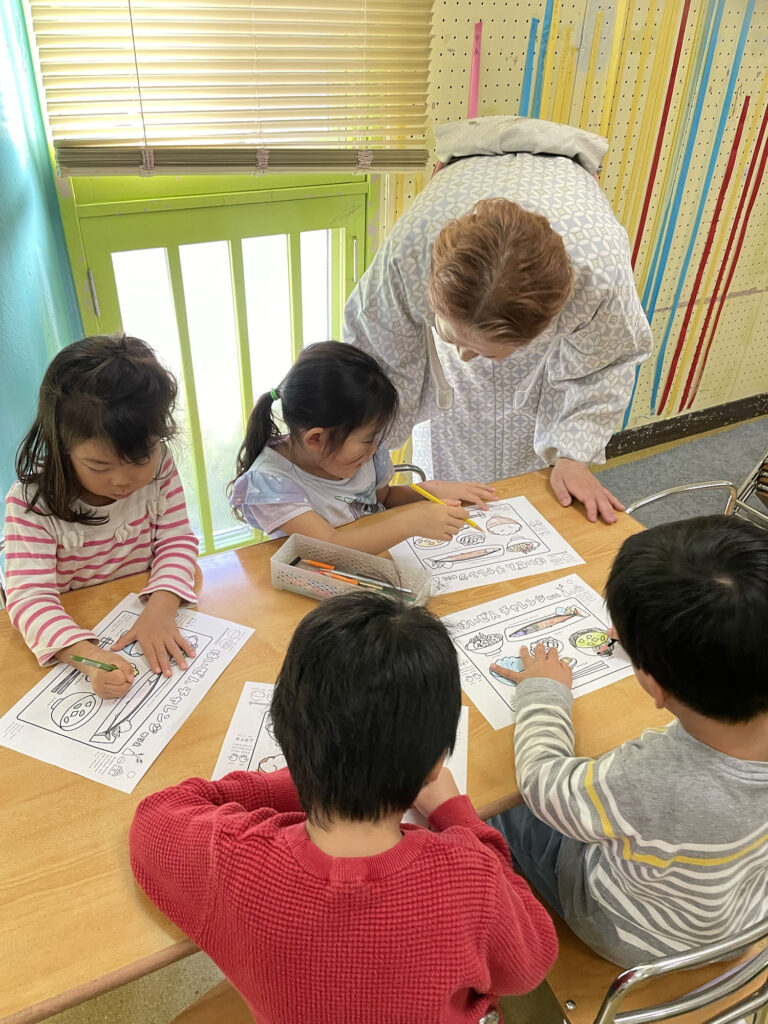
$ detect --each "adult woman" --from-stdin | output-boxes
[344,129,651,524]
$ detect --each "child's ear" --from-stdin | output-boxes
[303,427,327,451]
[635,668,668,709]
[425,756,445,784]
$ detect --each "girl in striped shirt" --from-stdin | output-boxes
[5,334,199,699]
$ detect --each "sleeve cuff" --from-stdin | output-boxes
[428,794,481,832]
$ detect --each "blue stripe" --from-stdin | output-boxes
[532,0,553,119]
[648,0,735,409]
[649,0,755,411]
[520,18,539,117]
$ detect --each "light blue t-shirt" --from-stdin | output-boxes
[230,443,394,538]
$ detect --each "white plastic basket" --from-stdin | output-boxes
[270,534,431,606]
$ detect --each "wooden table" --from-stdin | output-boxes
[0,470,671,1023]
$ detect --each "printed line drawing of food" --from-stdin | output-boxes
[486,514,522,535]
[456,532,486,547]
[426,545,504,569]
[91,672,165,745]
[464,631,503,656]
[413,537,449,549]
[51,692,103,730]
[569,628,615,657]
[504,605,584,640]
[490,655,524,684]
[506,539,541,555]
[257,754,287,773]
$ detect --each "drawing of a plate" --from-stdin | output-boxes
[51,692,102,730]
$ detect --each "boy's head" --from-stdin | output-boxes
[270,592,461,825]
[605,515,768,723]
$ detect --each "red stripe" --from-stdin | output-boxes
[680,100,768,408]
[164,485,184,501]
[631,0,692,268]
[128,512,150,528]
[3,514,51,533]
[44,624,93,653]
[155,519,193,531]
[62,557,152,585]
[3,533,56,545]
[657,96,750,414]
[55,539,151,564]
[31,614,77,651]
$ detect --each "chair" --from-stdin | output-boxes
[625,446,768,530]
[392,462,427,482]
[546,912,768,1024]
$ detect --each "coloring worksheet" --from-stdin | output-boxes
[214,683,469,826]
[442,574,633,730]
[0,594,254,793]
[390,497,584,595]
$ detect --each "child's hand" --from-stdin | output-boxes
[408,500,469,541]
[111,591,195,677]
[59,641,135,698]
[413,766,460,818]
[420,479,497,510]
[491,642,574,690]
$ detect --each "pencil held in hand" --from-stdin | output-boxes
[409,483,484,532]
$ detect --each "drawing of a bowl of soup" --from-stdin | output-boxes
[51,692,102,730]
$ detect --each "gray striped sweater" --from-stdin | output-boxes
[514,678,768,966]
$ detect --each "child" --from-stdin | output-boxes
[6,334,199,699]
[229,341,496,553]
[130,592,558,1022]
[489,515,768,967]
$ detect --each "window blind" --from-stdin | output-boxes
[27,0,432,175]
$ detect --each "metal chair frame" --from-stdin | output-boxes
[590,917,768,1024]
[625,447,768,530]
[392,462,427,482]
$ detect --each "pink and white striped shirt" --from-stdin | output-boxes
[4,455,199,665]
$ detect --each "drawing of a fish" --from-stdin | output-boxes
[504,605,583,639]
[427,545,504,569]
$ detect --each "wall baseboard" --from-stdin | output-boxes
[606,393,768,458]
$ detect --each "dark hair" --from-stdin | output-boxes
[233,342,398,482]
[605,515,768,723]
[429,198,573,344]
[270,592,462,825]
[15,334,178,525]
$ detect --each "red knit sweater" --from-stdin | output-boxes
[130,768,557,1023]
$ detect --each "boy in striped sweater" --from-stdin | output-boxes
[490,515,768,966]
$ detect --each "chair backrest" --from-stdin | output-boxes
[732,448,768,531]
[592,917,768,1024]
[392,462,427,482]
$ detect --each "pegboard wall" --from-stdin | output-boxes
[413,0,768,427]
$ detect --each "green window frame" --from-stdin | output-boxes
[60,175,372,555]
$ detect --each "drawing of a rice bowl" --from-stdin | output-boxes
[427,545,503,569]
[464,631,503,656]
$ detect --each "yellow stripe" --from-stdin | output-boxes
[540,0,561,121]
[664,65,768,412]
[584,761,768,868]
[580,10,603,131]
[615,3,656,223]
[599,0,631,141]
[553,26,573,123]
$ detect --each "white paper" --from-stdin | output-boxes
[442,573,633,730]
[390,497,584,595]
[0,594,254,792]
[213,684,470,826]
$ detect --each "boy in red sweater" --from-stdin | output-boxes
[130,593,557,1023]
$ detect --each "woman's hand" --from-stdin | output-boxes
[111,591,196,677]
[420,479,496,509]
[491,642,574,690]
[550,458,624,524]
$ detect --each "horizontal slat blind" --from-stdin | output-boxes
[28,0,432,175]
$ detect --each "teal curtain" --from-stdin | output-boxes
[0,0,81,499]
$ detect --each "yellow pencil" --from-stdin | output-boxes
[409,483,484,532]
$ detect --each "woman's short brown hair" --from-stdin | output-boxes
[428,198,573,343]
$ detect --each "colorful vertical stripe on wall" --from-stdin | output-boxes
[426,0,768,429]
